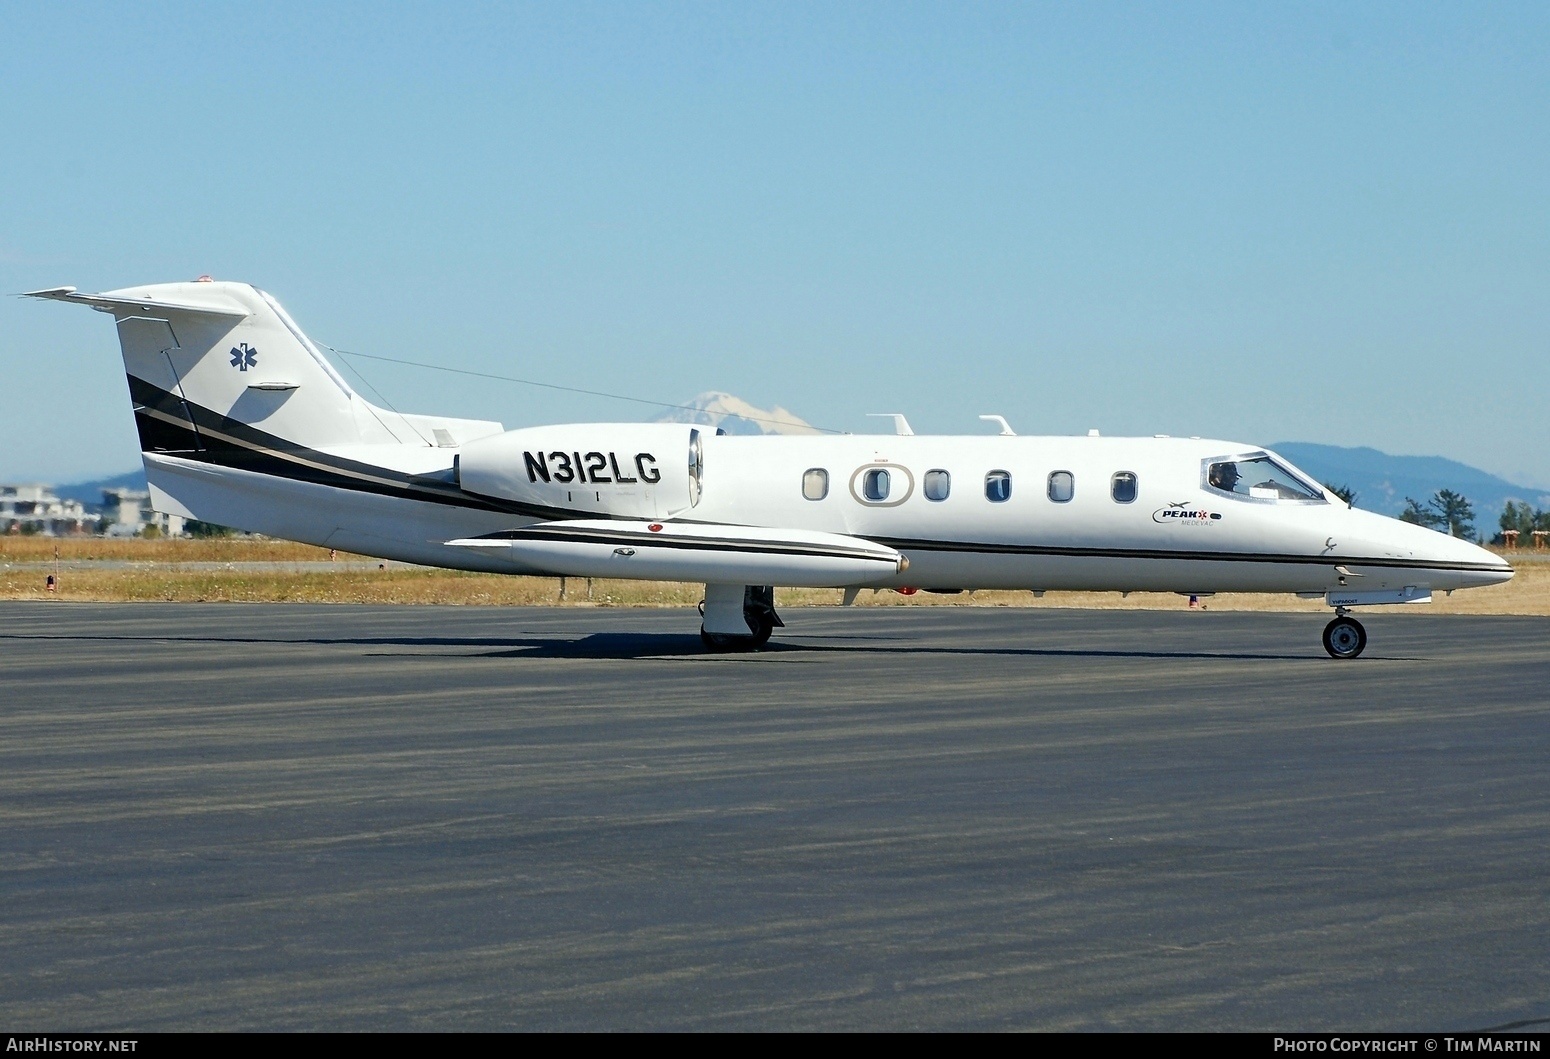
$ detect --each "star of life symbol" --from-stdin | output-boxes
[230,343,258,372]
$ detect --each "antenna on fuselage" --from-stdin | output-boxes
[978,414,1016,436]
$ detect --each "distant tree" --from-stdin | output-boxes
[1500,501,1535,539]
[1324,482,1358,506]
[1401,490,1477,540]
[1400,497,1443,530]
[140,524,161,539]
[1433,490,1477,540]
[185,520,236,538]
[1498,501,1550,543]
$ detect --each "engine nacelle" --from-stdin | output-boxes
[457,423,703,519]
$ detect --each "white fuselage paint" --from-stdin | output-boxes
[146,430,1509,597]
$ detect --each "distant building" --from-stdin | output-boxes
[0,484,93,536]
[101,488,186,537]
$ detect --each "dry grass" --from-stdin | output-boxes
[0,536,349,562]
[0,566,699,606]
[3,538,1545,615]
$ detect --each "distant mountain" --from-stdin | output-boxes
[53,469,147,509]
[1271,443,1549,520]
[653,391,821,436]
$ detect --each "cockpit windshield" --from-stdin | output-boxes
[1204,453,1325,502]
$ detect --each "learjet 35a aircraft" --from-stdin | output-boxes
[27,279,1513,658]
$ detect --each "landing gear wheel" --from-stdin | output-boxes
[698,585,780,652]
[747,613,775,648]
[1322,616,1367,659]
[700,627,761,652]
[699,613,774,652]
[697,582,781,651]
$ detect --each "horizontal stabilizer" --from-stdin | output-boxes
[448,519,906,586]
[23,285,250,319]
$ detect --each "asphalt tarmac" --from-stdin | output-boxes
[1,602,1547,1031]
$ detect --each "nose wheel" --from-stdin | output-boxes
[1322,613,1367,659]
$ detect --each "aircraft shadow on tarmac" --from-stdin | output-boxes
[1,629,1400,661]
[3,629,1374,661]
[431,634,1349,662]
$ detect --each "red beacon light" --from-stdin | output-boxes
[195,275,213,282]
[648,523,663,532]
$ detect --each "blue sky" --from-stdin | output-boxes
[3,2,1547,486]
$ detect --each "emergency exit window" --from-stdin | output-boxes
[862,468,892,502]
[985,470,1011,503]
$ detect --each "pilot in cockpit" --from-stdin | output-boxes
[1207,461,1240,493]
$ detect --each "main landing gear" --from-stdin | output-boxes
[700,584,783,652]
[1322,607,1367,659]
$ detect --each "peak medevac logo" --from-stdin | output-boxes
[1153,502,1223,525]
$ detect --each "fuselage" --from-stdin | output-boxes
[143,429,1511,599]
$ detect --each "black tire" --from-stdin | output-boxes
[1322,616,1367,659]
[747,613,775,648]
[701,585,779,652]
[701,627,760,652]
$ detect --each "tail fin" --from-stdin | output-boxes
[28,280,507,546]
[26,280,465,455]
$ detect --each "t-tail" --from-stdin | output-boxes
[24,280,504,546]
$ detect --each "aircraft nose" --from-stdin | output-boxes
[1430,532,1513,589]
[1348,509,1514,591]
[1463,542,1514,588]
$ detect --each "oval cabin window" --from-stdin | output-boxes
[985,470,1012,503]
[1048,471,1074,503]
[862,468,891,502]
[802,468,829,501]
[924,469,951,501]
[1111,472,1138,504]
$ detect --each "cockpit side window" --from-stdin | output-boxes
[1203,453,1325,502]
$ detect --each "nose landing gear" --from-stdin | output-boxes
[1322,607,1367,659]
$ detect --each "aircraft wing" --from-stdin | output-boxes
[447,519,906,587]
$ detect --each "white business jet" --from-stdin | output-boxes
[26,280,1512,658]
